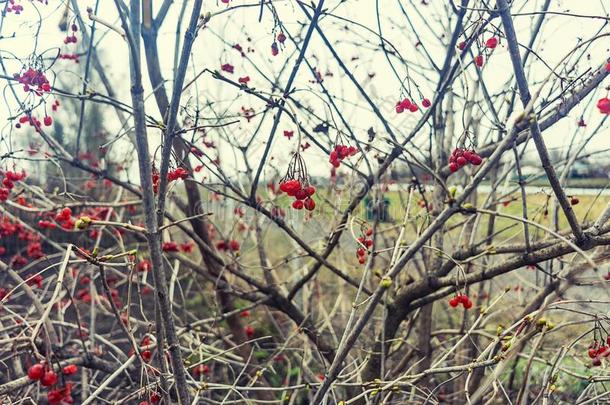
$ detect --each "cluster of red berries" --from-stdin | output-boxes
[6,0,24,14]
[26,273,43,288]
[0,214,46,268]
[0,170,25,201]
[448,147,482,173]
[151,167,189,193]
[15,67,51,94]
[161,241,193,253]
[64,24,78,45]
[588,337,610,367]
[0,170,26,201]
[329,144,358,168]
[192,363,210,378]
[48,383,74,405]
[16,113,53,131]
[126,335,154,362]
[136,259,152,272]
[458,36,498,68]
[39,220,56,229]
[279,179,316,210]
[271,32,286,56]
[221,63,234,74]
[140,336,153,362]
[216,239,240,252]
[449,293,473,309]
[598,97,610,114]
[167,167,189,181]
[138,393,161,405]
[356,228,374,264]
[27,363,78,404]
[55,207,74,230]
[59,53,79,63]
[63,23,78,44]
[395,98,421,113]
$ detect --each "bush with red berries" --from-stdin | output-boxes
[448,147,482,173]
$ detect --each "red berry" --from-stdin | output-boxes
[2,178,14,189]
[463,299,473,309]
[570,197,579,205]
[449,298,459,307]
[41,370,58,387]
[358,256,366,264]
[596,97,610,114]
[141,350,152,362]
[303,197,315,211]
[485,37,498,49]
[449,163,459,173]
[304,185,316,196]
[456,156,467,167]
[62,364,78,375]
[292,200,304,210]
[469,154,482,166]
[48,389,64,405]
[229,239,240,251]
[422,98,431,108]
[193,364,210,377]
[400,98,411,110]
[27,363,45,380]
[457,41,466,50]
[43,116,53,126]
[475,54,484,67]
[356,247,366,257]
[245,325,255,337]
[295,189,308,200]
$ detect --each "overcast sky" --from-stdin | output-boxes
[0,0,608,179]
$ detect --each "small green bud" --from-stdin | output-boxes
[449,186,457,198]
[75,216,92,230]
[380,276,392,289]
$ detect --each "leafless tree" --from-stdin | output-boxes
[0,1,609,404]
